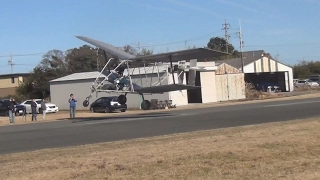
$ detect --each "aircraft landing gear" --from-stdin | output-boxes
[83,97,90,107]
[118,94,127,105]
[140,93,151,110]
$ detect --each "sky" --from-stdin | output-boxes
[0,0,319,74]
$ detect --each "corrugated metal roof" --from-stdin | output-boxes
[50,71,106,82]
[123,65,167,76]
[50,65,168,83]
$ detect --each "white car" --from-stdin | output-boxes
[295,79,319,87]
[20,99,59,114]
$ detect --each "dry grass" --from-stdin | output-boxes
[0,118,319,180]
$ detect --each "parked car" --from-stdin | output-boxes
[295,79,319,87]
[20,99,59,114]
[0,99,25,116]
[89,96,127,113]
[308,75,320,83]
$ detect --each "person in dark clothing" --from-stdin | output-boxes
[8,98,17,123]
[22,105,27,122]
[31,99,37,121]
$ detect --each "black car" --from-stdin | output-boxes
[0,99,25,116]
[89,96,127,113]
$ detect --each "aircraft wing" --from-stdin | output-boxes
[135,84,200,94]
[75,36,229,63]
[75,36,136,60]
[131,48,230,63]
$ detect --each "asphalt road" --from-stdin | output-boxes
[1,97,320,155]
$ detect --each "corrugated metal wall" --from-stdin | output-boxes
[215,73,246,102]
[216,63,241,75]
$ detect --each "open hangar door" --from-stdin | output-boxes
[185,71,202,103]
[245,71,289,92]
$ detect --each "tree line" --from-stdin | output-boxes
[292,60,320,79]
[8,36,240,101]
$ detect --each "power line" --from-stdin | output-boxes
[136,30,222,48]
[244,42,320,47]
[0,30,222,57]
[0,53,46,58]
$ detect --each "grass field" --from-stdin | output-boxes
[0,117,319,180]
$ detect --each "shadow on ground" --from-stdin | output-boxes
[69,112,175,123]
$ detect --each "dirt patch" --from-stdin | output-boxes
[0,118,319,179]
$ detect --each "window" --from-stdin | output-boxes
[36,100,42,104]
[95,98,102,103]
[112,97,118,102]
[102,98,110,102]
[24,101,32,105]
[11,77,15,83]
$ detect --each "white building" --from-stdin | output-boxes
[215,50,294,92]
[49,62,246,110]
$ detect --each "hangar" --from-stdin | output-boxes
[49,61,246,110]
[215,50,294,92]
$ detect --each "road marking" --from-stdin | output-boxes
[264,100,320,107]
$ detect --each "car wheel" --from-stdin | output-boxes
[121,109,126,112]
[104,107,110,113]
[39,108,43,114]
[90,107,95,113]
[15,111,19,116]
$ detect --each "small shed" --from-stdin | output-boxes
[215,50,294,92]
[215,63,246,102]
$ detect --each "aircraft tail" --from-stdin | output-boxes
[75,36,136,60]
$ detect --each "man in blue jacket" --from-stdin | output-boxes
[68,94,77,118]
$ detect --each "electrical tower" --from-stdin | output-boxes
[222,19,231,53]
[236,21,244,72]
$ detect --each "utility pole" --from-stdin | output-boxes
[136,42,140,54]
[236,20,244,73]
[222,19,231,53]
[8,53,14,74]
[276,51,280,62]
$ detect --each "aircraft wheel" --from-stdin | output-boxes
[141,100,151,110]
[83,100,89,107]
[118,95,127,105]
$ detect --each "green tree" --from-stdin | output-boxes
[292,60,320,79]
[16,45,104,99]
[207,36,240,59]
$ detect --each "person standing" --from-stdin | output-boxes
[8,98,16,123]
[22,104,27,122]
[41,99,47,120]
[68,94,77,118]
[31,99,37,121]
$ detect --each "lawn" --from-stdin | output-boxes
[0,117,319,179]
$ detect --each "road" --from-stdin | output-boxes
[1,97,320,155]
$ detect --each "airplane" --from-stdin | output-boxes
[75,36,229,110]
